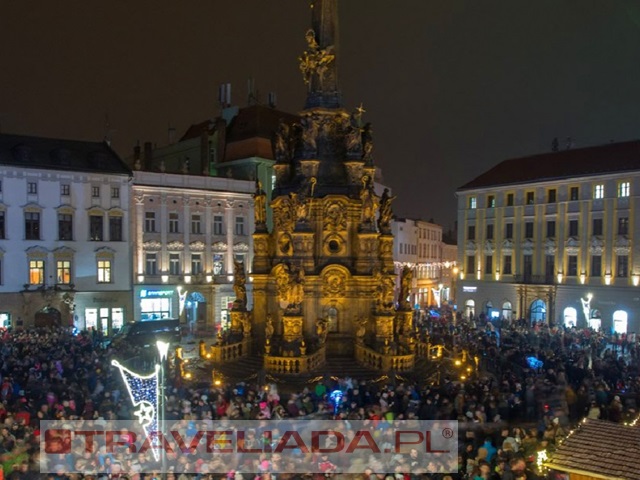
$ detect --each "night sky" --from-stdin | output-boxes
[3,1,640,229]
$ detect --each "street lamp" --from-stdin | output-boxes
[156,340,170,473]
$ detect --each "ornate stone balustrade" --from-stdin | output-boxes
[354,344,415,372]
[209,339,251,363]
[264,347,326,374]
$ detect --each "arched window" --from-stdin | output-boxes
[563,307,577,328]
[613,310,628,334]
[465,299,475,319]
[327,306,339,333]
[530,299,546,323]
[502,301,512,321]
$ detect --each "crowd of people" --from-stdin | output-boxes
[0,313,638,480]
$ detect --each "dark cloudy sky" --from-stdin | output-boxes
[2,1,640,228]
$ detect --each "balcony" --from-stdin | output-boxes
[513,274,556,285]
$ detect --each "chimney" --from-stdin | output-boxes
[200,129,209,175]
[247,77,257,106]
[168,125,176,144]
[215,117,227,164]
[143,142,153,171]
[268,92,277,108]
[133,141,142,170]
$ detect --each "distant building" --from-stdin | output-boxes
[392,217,455,309]
[0,134,132,332]
[456,140,640,333]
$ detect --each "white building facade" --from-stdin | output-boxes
[0,134,132,332]
[456,140,640,334]
[131,171,254,333]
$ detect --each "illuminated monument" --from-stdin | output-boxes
[250,0,416,373]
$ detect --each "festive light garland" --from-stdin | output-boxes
[112,360,161,460]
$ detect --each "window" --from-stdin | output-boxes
[58,214,73,241]
[467,225,476,240]
[484,255,493,275]
[526,191,534,204]
[591,255,602,277]
[235,217,245,236]
[0,211,4,239]
[97,260,112,283]
[568,219,579,237]
[592,218,603,236]
[617,255,629,277]
[25,212,40,240]
[92,186,100,198]
[568,255,578,276]
[29,260,44,285]
[468,196,477,209]
[89,215,104,241]
[191,254,202,275]
[505,223,513,239]
[169,253,181,275]
[487,195,495,208]
[213,253,224,275]
[547,189,556,203]
[56,260,71,284]
[545,255,555,281]
[503,255,512,275]
[169,213,179,233]
[109,216,123,241]
[570,187,579,201]
[618,217,629,235]
[111,187,120,199]
[466,255,475,275]
[618,181,630,198]
[523,254,533,277]
[486,224,494,240]
[594,184,604,199]
[213,215,224,235]
[61,184,70,196]
[506,193,514,207]
[145,212,156,233]
[145,253,157,276]
[191,215,202,235]
[27,182,37,194]
[546,220,556,238]
[525,222,534,239]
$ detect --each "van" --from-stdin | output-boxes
[112,318,182,348]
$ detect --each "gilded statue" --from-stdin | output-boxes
[360,176,379,225]
[398,266,413,308]
[345,110,363,154]
[362,123,373,163]
[289,267,305,306]
[265,315,274,341]
[377,188,397,233]
[253,181,267,226]
[233,260,247,306]
[299,29,335,91]
[278,233,293,256]
[301,116,319,155]
[316,317,329,344]
[355,317,367,342]
[374,268,396,310]
[240,314,252,337]
[324,201,346,231]
[274,120,290,162]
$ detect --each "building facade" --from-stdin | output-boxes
[131,171,254,333]
[456,141,640,334]
[0,134,132,332]
[392,218,452,309]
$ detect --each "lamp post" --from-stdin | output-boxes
[156,340,170,474]
[452,266,459,305]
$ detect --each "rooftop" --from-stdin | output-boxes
[458,140,640,191]
[0,133,132,176]
[545,418,640,480]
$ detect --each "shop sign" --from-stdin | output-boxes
[140,289,174,298]
[463,286,477,293]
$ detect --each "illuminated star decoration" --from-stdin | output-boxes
[329,390,343,416]
[112,360,161,460]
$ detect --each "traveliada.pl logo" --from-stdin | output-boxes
[41,420,458,474]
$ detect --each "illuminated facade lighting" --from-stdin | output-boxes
[137,274,145,283]
[161,275,169,283]
[633,274,640,287]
